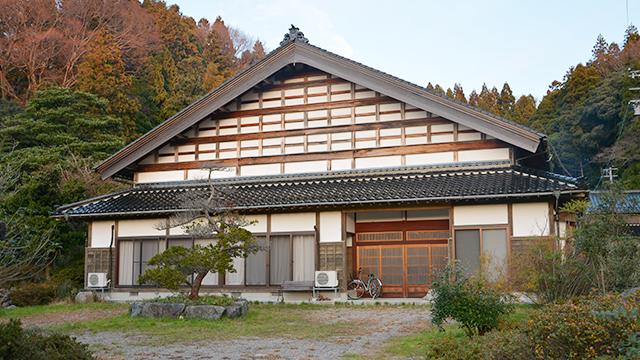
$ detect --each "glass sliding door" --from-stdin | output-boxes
[246,236,268,285]
[482,229,508,280]
[269,235,292,285]
[455,230,481,275]
[292,235,315,282]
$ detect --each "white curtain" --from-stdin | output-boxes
[293,235,316,281]
[226,257,245,285]
[270,235,291,285]
[118,241,134,286]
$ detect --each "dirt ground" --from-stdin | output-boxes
[67,306,429,360]
[18,308,126,328]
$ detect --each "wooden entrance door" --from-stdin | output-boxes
[354,214,451,298]
[356,243,448,297]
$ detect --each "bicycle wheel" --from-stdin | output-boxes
[369,278,383,299]
[347,280,366,299]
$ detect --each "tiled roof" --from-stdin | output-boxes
[589,191,640,214]
[55,162,582,219]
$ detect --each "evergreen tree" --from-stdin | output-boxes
[433,84,446,96]
[76,29,140,140]
[446,88,454,98]
[477,84,499,114]
[468,90,479,107]
[512,95,537,124]
[498,82,516,119]
[453,83,467,103]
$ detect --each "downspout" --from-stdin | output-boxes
[109,225,115,289]
[553,191,561,251]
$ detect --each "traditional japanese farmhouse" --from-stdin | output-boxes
[55,26,586,300]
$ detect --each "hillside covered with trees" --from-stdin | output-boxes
[0,0,639,286]
[429,26,640,188]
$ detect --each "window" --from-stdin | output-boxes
[454,228,507,278]
[270,235,291,285]
[246,236,268,285]
[293,235,315,281]
[118,239,161,286]
[454,230,481,275]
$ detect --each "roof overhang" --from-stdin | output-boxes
[96,41,544,180]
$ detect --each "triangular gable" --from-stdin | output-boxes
[97,40,544,180]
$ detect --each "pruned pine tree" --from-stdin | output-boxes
[139,169,258,299]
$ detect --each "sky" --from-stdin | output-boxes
[169,0,637,100]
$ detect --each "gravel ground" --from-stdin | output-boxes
[74,306,431,360]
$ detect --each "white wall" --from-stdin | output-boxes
[271,213,315,232]
[118,218,166,237]
[512,202,550,236]
[90,221,115,248]
[136,171,184,183]
[243,215,268,233]
[453,204,508,226]
[319,211,342,243]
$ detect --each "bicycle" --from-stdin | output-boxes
[347,267,383,299]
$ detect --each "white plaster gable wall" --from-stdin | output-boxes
[136,171,184,183]
[512,202,550,236]
[319,211,342,243]
[90,221,115,248]
[118,218,166,237]
[271,213,315,232]
[453,204,508,226]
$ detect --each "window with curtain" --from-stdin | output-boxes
[270,235,292,285]
[246,236,268,285]
[118,239,161,286]
[293,235,315,281]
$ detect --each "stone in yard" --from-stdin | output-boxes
[140,302,185,318]
[225,300,249,318]
[75,291,95,304]
[130,302,144,317]
[184,305,226,320]
[0,288,12,308]
[5,305,16,309]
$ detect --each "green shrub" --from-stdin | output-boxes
[10,282,56,306]
[0,319,93,360]
[419,328,534,360]
[430,263,514,336]
[526,293,640,359]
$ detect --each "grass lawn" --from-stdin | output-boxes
[379,304,536,358]
[46,303,353,344]
[0,302,127,319]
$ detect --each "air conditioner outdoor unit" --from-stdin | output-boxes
[315,270,338,288]
[87,272,108,288]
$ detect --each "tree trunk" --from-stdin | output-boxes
[189,272,208,299]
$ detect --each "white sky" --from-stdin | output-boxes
[170,0,637,101]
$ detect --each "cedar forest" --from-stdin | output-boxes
[0,0,639,284]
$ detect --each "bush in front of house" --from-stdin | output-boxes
[525,292,640,359]
[422,328,534,360]
[0,319,93,360]
[10,282,56,306]
[430,263,514,336]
